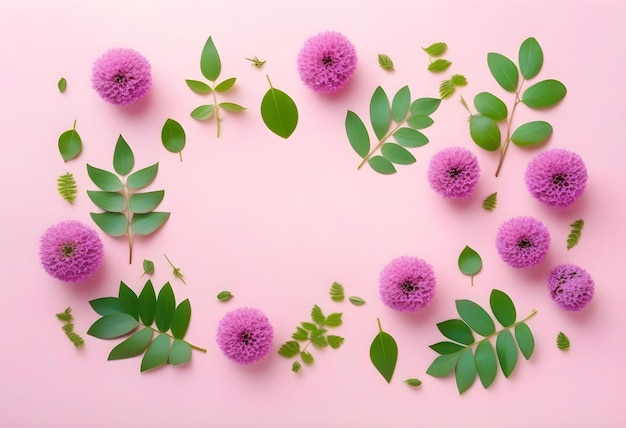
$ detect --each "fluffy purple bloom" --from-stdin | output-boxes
[427,147,480,199]
[379,256,436,312]
[525,149,588,208]
[39,220,104,283]
[547,264,594,311]
[297,31,357,93]
[496,216,550,268]
[216,307,273,365]
[91,48,152,105]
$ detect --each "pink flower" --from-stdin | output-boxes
[495,216,550,268]
[91,48,152,105]
[216,307,273,365]
[379,257,436,312]
[427,147,481,199]
[547,264,594,311]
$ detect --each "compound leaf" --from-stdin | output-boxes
[329,282,345,302]
[57,173,77,203]
[567,219,584,250]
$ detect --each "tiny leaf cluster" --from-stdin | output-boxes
[423,42,467,99]
[57,172,77,204]
[370,318,398,383]
[56,307,85,348]
[567,219,584,250]
[329,281,365,305]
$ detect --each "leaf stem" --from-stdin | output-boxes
[211,81,221,138]
[495,79,525,177]
[377,317,383,333]
[470,309,537,349]
[123,181,133,264]
[357,118,407,170]
[144,324,207,353]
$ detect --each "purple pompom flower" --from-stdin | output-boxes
[427,147,480,199]
[297,31,357,94]
[547,264,594,311]
[496,216,551,268]
[91,48,152,105]
[379,256,436,312]
[39,220,104,283]
[525,148,588,208]
[216,307,273,365]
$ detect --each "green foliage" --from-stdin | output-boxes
[87,135,169,264]
[346,85,440,174]
[161,118,186,161]
[378,54,394,70]
[423,42,447,57]
[58,120,82,162]
[58,77,67,93]
[567,219,584,250]
[261,75,298,139]
[164,254,186,285]
[329,282,345,302]
[458,245,482,286]
[245,56,266,67]
[428,59,451,73]
[217,291,233,302]
[87,280,206,372]
[57,172,77,204]
[278,304,344,372]
[556,332,570,350]
[187,35,246,138]
[141,259,154,276]
[404,378,422,387]
[440,74,468,99]
[349,296,366,306]
[370,318,398,383]
[56,307,84,348]
[482,192,498,211]
[426,289,537,394]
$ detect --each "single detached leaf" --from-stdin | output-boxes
[161,118,186,155]
[118,282,139,320]
[327,335,344,349]
[301,351,314,365]
[567,219,584,250]
[349,296,366,306]
[482,192,498,211]
[521,79,567,108]
[169,339,192,365]
[469,114,501,151]
[511,121,553,146]
[450,74,468,86]
[437,319,474,345]
[90,212,127,237]
[391,85,410,122]
[329,282,345,302]
[131,212,170,235]
[368,156,396,175]
[155,282,176,332]
[474,92,508,121]
[87,191,126,213]
[185,79,212,94]
[458,246,482,277]
[261,79,298,139]
[393,127,429,147]
[345,110,370,158]
[556,332,570,350]
[142,259,155,276]
[171,299,191,339]
[87,164,124,192]
[217,291,233,301]
[378,54,394,70]
[426,352,460,377]
[137,280,157,325]
[58,77,67,93]
[455,348,477,394]
[439,80,456,99]
[487,52,519,92]
[89,297,123,316]
[291,361,302,372]
[126,163,159,190]
[278,341,300,358]
[474,340,497,388]
[370,319,398,383]
[496,329,518,378]
[515,322,535,360]
[200,36,221,82]
[58,124,82,162]
[381,143,416,165]
[113,135,135,176]
[215,77,236,92]
[428,59,452,73]
[406,115,434,130]
[519,37,543,79]
[456,300,495,337]
[410,98,441,116]
[370,86,391,141]
[489,289,517,327]
[311,305,326,326]
[140,333,171,372]
[429,341,466,355]
[423,42,447,57]
[57,172,77,204]
[405,378,423,387]
[129,191,165,214]
[87,313,138,339]
[108,327,153,360]
[219,102,246,112]
[190,104,215,120]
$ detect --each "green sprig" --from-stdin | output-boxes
[56,307,85,348]
[567,219,584,250]
[164,254,186,285]
[245,56,266,67]
[329,282,345,302]
[57,172,77,204]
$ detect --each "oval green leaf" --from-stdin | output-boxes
[423,42,447,57]
[171,299,191,339]
[131,212,170,235]
[118,281,139,320]
[58,128,82,162]
[155,282,176,332]
[217,291,233,301]
[511,121,553,146]
[215,77,236,92]
[496,329,518,378]
[200,36,221,82]
[469,114,501,151]
[515,322,535,360]
[455,348,476,394]
[391,85,411,123]
[521,79,567,108]
[456,300,495,337]
[129,191,165,214]
[370,86,391,141]
[369,324,398,383]
[140,333,171,372]
[429,341,466,355]
[404,378,422,387]
[113,135,134,176]
[86,164,123,192]
[393,128,428,148]
[108,327,153,360]
[487,52,519,92]
[219,102,246,112]
[261,85,298,139]
[89,297,123,316]
[86,191,125,213]
[58,77,67,93]
[185,79,212,94]
[489,289,517,327]
[345,110,370,158]
[127,163,158,190]
[381,143,416,165]
[368,156,396,175]
[410,97,441,116]
[87,313,138,339]
[138,280,157,325]
[458,245,483,276]
[474,340,497,388]
[473,92,508,121]
[428,59,452,73]
[190,104,215,120]
[90,212,127,237]
[161,119,186,154]
[519,37,543,79]
[169,339,192,366]
[406,114,434,130]
[437,319,474,345]
[426,352,460,377]
[348,296,366,306]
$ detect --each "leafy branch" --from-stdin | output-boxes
[56,307,85,348]
[57,172,77,203]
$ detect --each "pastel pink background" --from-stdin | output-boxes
[1,1,624,427]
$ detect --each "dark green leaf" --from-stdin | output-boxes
[108,327,153,360]
[58,77,67,93]
[219,102,246,112]
[567,219,584,250]
[556,332,570,350]
[404,378,422,387]
[392,128,429,147]
[58,126,82,162]
[138,280,156,325]
[456,300,495,337]
[482,192,498,211]
[345,110,370,158]
[291,327,309,341]
[378,54,394,70]
[455,348,476,394]
[511,121,553,146]
[217,291,233,301]
[518,37,543,80]
[370,86,391,140]
[437,319,474,345]
[190,105,215,120]
[113,135,134,176]
[171,299,191,339]
[370,320,398,383]
[155,282,176,332]
[428,59,452,72]
[368,156,396,175]
[169,339,192,365]
[278,341,300,358]
[429,341,466,355]
[86,191,125,213]
[140,333,171,372]
[129,191,165,214]
[329,282,344,302]
[118,282,139,320]
[426,352,460,377]
[391,86,410,122]
[185,79,212,94]
[489,289,517,327]
[521,79,567,108]
[348,296,366,306]
[469,114,501,151]
[406,115,434,130]
[515,322,535,360]
[496,329,518,377]
[200,36,221,81]
[127,163,158,190]
[311,305,325,325]
[86,164,123,192]
[458,246,482,276]
[423,42,447,57]
[87,313,138,339]
[474,340,497,388]
[89,297,123,316]
[473,92,508,121]
[324,313,343,327]
[161,119,186,155]
[131,212,170,235]
[410,98,441,115]
[381,143,416,165]
[90,212,127,237]
[301,351,314,365]
[327,335,344,349]
[261,82,298,139]
[215,77,236,92]
[487,52,519,92]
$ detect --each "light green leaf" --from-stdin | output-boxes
[215,77,236,92]
[131,212,170,235]
[278,341,300,358]
[327,335,344,349]
[87,164,123,192]
[436,319,474,345]
[455,348,476,394]
[137,280,156,325]
[404,378,423,387]
[368,156,396,175]
[521,79,567,108]
[511,121,553,146]
[393,128,429,147]
[410,98,441,115]
[58,77,67,93]
[142,259,155,276]
[58,124,82,162]
[456,300,495,337]
[200,36,221,81]
[291,327,309,341]
[556,332,570,350]
[381,143,416,165]
[474,92,508,121]
[190,104,215,120]
[169,339,192,365]
[482,192,498,211]
[185,79,212,94]
[108,327,153,360]
[370,86,391,141]
[155,282,176,332]
[292,361,302,372]
[515,322,535,360]
[57,172,77,204]
[310,331,328,348]
[428,59,452,72]
[426,352,460,377]
[301,322,317,332]
[423,42,447,57]
[329,282,345,302]
[378,54,394,70]
[496,329,518,377]
[345,110,370,158]
[429,341,466,355]
[567,219,584,250]
[89,297,123,316]
[140,333,171,372]
[161,119,186,155]
[518,37,543,80]
[487,52,519,92]
[324,313,343,327]
[301,351,314,365]
[458,246,482,277]
[489,289,517,327]
[439,80,456,99]
[370,319,398,383]
[348,296,366,306]
[217,291,233,302]
[450,74,468,86]
[474,340,497,388]
[219,102,246,112]
[311,305,326,325]
[86,191,125,213]
[469,114,501,151]
[90,212,127,237]
[129,191,165,214]
[113,135,134,176]
[87,313,138,339]
[118,282,139,320]
[261,78,298,139]
[171,299,191,339]
[406,115,434,130]
[391,86,410,122]
[126,163,158,190]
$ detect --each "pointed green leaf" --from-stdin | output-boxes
[439,80,456,99]
[410,98,441,116]
[327,335,344,349]
[519,37,543,80]
[87,313,138,339]
[155,282,176,332]
[278,341,300,358]
[437,319,474,345]
[458,246,483,276]
[138,280,157,325]
[215,77,236,92]
[89,297,123,316]
[474,92,508,121]
[381,143,416,165]
[131,212,170,235]
[348,296,366,306]
[171,299,191,339]
[423,42,447,57]
[406,114,434,130]
[161,119,186,154]
[345,110,370,158]
[127,163,158,190]
[141,333,171,372]
[487,52,519,92]
[87,164,123,192]
[58,77,67,93]
[469,114,501,151]
[489,289,517,327]
[515,322,535,360]
[129,191,165,214]
[58,127,82,162]
[455,348,476,394]
[511,121,553,146]
[370,86,391,140]
[521,79,567,108]
[261,83,298,139]
[86,191,125,213]
[292,361,302,372]
[169,339,192,365]
[368,156,396,175]
[301,322,317,332]
[426,352,460,377]
[190,104,215,120]
[185,79,212,94]
[475,340,497,388]
[567,219,584,250]
[324,313,343,327]
[369,320,398,383]
[217,291,233,302]
[428,59,452,72]
[482,192,498,211]
[429,341,466,355]
[391,85,411,123]
[200,36,221,81]
[142,259,154,275]
[311,305,325,326]
[113,135,134,176]
[496,329,518,377]
[108,327,153,360]
[291,327,309,341]
[556,332,570,351]
[456,300,495,337]
[90,212,127,237]
[392,127,429,147]
[57,172,77,203]
[118,282,139,320]
[377,53,394,70]
[404,378,422,387]
[219,102,246,112]
[310,331,328,348]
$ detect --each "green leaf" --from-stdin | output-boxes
[381,143,416,165]
[131,212,170,235]
[370,86,391,141]
[90,212,127,237]
[518,37,543,80]
[482,192,498,211]
[57,172,77,203]
[329,282,345,302]
[349,296,366,306]
[108,327,153,360]
[327,335,344,349]
[219,102,246,112]
[469,114,501,151]
[426,352,460,377]
[310,305,326,325]
[185,79,212,94]
[410,98,441,115]
[278,341,300,358]
[138,280,156,325]
[129,191,165,214]
[437,319,474,345]
[345,110,370,158]
[450,74,468,86]
[567,219,584,250]
[556,332,570,350]
[169,339,192,365]
[87,313,138,339]
[368,156,396,175]
[140,333,171,372]
[142,259,154,276]
[456,300,495,337]
[515,322,535,360]
[171,299,191,339]
[474,340,497,388]
[487,52,519,92]
[87,164,123,192]
[391,86,410,122]
[190,105,215,120]
[474,92,508,121]
[324,313,343,327]
[113,135,134,176]
[87,191,125,212]
[423,42,447,57]
[428,59,451,72]
[58,77,67,93]
[291,361,302,372]
[118,282,139,320]
[521,79,567,108]
[429,341,466,355]
[58,124,82,162]
[301,351,314,365]
[89,297,123,316]
[291,327,309,341]
[301,322,317,332]
[439,80,456,99]
[511,121,553,146]
[200,36,221,81]
[155,282,176,332]
[404,378,422,387]
[455,348,476,394]
[370,319,398,383]
[217,291,233,301]
[161,119,186,155]
[406,115,434,130]
[378,54,394,70]
[126,163,159,190]
[392,128,429,148]
[489,289,517,328]
[496,329,518,377]
[310,331,328,348]
[261,79,298,139]
[215,77,236,92]
[458,246,482,277]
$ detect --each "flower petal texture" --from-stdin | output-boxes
[92,48,152,105]
[216,307,273,365]
[427,147,480,199]
[379,257,436,312]
[547,264,594,311]
[297,31,357,94]
[495,216,550,269]
[39,220,104,283]
[525,148,588,208]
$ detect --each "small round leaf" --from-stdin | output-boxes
[469,114,501,151]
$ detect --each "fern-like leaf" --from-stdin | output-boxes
[567,219,584,249]
[482,192,498,211]
[378,54,394,70]
[56,307,85,348]
[57,172,77,203]
[329,282,345,302]
[556,332,570,350]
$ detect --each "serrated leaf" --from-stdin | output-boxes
[58,77,67,93]
[474,340,497,388]
[261,81,298,139]
[511,121,553,146]
[469,114,501,151]
[556,332,570,350]
[327,335,344,349]
[58,125,82,162]
[278,341,300,358]
[217,291,233,302]
[426,352,460,377]
[154,282,175,332]
[378,54,394,70]
[406,115,434,130]
[89,297,123,316]
[215,77,236,92]
[381,143,416,165]
[456,300,495,337]
[450,74,468,86]
[392,127,429,148]
[87,191,125,213]
[311,305,325,326]
[300,351,314,365]
[87,313,138,339]
[129,191,165,214]
[113,135,134,176]
[310,331,328,348]
[428,59,452,72]
[405,378,422,387]
[348,296,366,306]
[437,319,474,345]
[292,361,302,372]
[474,92,508,121]
[429,341,466,355]
[57,173,77,203]
[140,333,171,372]
[329,282,345,302]
[219,102,246,112]
[521,79,567,108]
[301,322,317,332]
[90,212,127,237]
[161,119,186,156]
[190,104,215,120]
[439,80,455,99]
[391,86,410,122]
[567,219,584,250]
[455,348,476,394]
[185,79,212,94]
[126,163,158,190]
[370,86,391,141]
[482,192,498,211]
[171,299,191,339]
[368,156,396,175]
[137,280,156,325]
[291,327,309,341]
[324,313,343,327]
[496,329,518,377]
[423,42,447,57]
[169,339,192,365]
[370,320,398,383]
[489,289,517,328]
[410,98,441,116]
[118,282,139,320]
[487,52,519,92]
[87,164,123,192]
[131,212,170,235]
[200,36,221,81]
[458,246,482,277]
[515,322,535,360]
[108,327,153,360]
[345,111,370,158]
[519,37,543,80]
